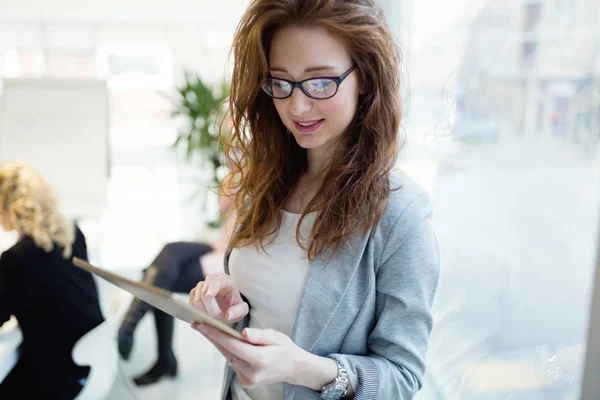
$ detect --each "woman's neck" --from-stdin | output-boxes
[285,173,319,214]
[306,147,326,181]
[306,137,340,180]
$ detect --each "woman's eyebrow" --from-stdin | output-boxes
[269,65,337,73]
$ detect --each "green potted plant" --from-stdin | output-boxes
[171,71,230,185]
[170,71,230,226]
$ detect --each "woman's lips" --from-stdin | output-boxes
[293,119,325,133]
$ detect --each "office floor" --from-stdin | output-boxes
[113,313,226,400]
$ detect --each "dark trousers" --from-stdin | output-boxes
[148,242,213,361]
[151,241,213,293]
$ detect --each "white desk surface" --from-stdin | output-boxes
[0,317,22,383]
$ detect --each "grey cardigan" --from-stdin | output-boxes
[221,172,440,400]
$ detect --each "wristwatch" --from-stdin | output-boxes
[320,358,349,399]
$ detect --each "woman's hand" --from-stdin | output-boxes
[191,324,339,391]
[189,274,249,324]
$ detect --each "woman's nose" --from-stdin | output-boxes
[288,87,312,115]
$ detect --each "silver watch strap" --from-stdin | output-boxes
[320,358,349,399]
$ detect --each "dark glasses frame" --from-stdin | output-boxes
[260,64,357,100]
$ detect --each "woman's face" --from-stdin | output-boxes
[268,25,362,152]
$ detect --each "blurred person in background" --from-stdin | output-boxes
[117,174,237,385]
[0,160,104,399]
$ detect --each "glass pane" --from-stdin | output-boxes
[383,0,600,399]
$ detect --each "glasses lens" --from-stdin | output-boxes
[302,78,337,99]
[262,78,292,98]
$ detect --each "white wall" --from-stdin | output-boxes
[0,1,248,85]
[0,0,247,23]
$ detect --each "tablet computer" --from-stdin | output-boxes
[72,257,244,340]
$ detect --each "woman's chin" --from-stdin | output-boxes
[293,134,327,149]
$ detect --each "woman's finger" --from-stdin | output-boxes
[210,338,235,362]
[201,275,225,317]
[203,296,223,318]
[225,302,249,322]
[191,323,236,361]
[190,282,207,311]
[201,275,222,297]
[229,355,254,376]
[189,287,196,305]
[234,364,259,389]
[197,323,257,362]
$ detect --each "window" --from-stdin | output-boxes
[393,1,600,399]
[555,0,577,25]
[523,3,542,32]
[96,45,174,90]
[521,41,539,66]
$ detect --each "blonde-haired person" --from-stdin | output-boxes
[188,1,440,400]
[0,161,103,399]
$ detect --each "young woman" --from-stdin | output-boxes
[189,1,440,399]
[0,161,104,399]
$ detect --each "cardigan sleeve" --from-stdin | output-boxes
[328,193,440,399]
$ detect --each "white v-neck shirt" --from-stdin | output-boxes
[229,211,314,400]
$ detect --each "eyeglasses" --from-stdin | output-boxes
[260,65,357,100]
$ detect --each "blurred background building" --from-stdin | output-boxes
[456,0,600,148]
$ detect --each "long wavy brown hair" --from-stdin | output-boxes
[224,0,403,259]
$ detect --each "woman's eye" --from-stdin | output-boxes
[309,80,331,92]
[274,81,290,89]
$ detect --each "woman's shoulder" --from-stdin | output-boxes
[384,170,433,224]
[366,170,435,249]
[7,235,37,255]
[4,223,84,262]
[1,235,38,270]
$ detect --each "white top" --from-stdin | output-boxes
[229,211,315,400]
[229,211,360,399]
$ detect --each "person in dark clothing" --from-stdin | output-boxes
[0,161,104,399]
[118,176,236,386]
[118,241,214,386]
